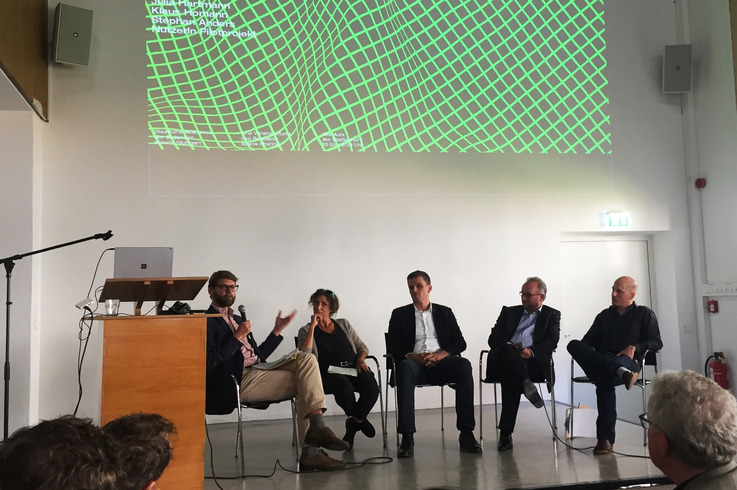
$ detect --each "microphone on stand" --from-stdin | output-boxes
[95,230,114,241]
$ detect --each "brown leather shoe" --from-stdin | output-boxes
[593,439,613,455]
[305,426,350,451]
[299,450,346,471]
[623,370,639,390]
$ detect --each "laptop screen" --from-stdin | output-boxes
[113,247,174,278]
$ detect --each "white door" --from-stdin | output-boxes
[557,237,653,425]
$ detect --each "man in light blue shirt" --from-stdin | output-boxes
[486,277,561,451]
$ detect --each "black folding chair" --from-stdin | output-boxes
[478,350,557,441]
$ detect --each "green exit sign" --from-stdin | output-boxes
[606,213,630,227]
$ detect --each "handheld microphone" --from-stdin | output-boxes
[239,304,262,360]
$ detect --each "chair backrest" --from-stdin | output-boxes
[383,331,393,364]
[643,350,658,367]
[383,332,396,386]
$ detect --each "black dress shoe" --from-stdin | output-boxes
[359,418,376,438]
[498,433,513,452]
[343,418,359,450]
[398,433,414,458]
[459,430,483,453]
[523,379,544,408]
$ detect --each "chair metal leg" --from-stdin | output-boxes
[235,405,241,457]
[549,380,557,439]
[375,361,387,449]
[387,365,399,446]
[236,402,245,476]
[291,399,298,448]
[478,351,484,441]
[569,358,575,439]
[550,356,557,439]
[360,356,387,449]
[493,382,498,435]
[440,386,445,430]
[641,381,647,445]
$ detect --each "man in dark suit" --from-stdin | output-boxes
[387,270,481,458]
[486,277,560,451]
[205,270,349,471]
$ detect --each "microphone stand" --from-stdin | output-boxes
[0,230,113,439]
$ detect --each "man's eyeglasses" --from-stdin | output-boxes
[215,284,239,292]
[520,292,541,298]
[639,413,653,430]
[316,289,334,297]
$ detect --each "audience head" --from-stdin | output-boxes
[103,412,176,490]
[309,288,340,316]
[647,370,737,477]
[0,415,119,490]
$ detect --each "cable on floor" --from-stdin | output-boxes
[531,383,652,459]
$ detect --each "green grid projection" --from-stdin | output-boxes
[147,0,609,152]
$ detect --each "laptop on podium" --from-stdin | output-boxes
[113,247,173,278]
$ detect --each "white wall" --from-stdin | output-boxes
[0,110,37,431]
[686,0,737,381]
[7,0,737,431]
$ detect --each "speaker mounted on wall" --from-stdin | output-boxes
[662,44,692,93]
[53,3,93,66]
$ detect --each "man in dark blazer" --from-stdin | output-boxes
[387,270,481,458]
[487,277,560,451]
[205,270,349,471]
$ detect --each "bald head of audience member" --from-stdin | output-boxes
[103,412,176,490]
[0,415,119,490]
[647,370,737,485]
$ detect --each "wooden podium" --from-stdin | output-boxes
[99,277,210,489]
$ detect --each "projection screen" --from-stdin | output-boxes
[147,0,609,154]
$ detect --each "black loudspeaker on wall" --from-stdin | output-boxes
[662,44,692,93]
[53,3,94,66]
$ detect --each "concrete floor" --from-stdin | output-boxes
[202,402,673,489]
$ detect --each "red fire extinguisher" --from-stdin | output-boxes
[705,352,729,389]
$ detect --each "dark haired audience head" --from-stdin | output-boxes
[103,412,176,490]
[0,412,175,490]
[0,415,119,490]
